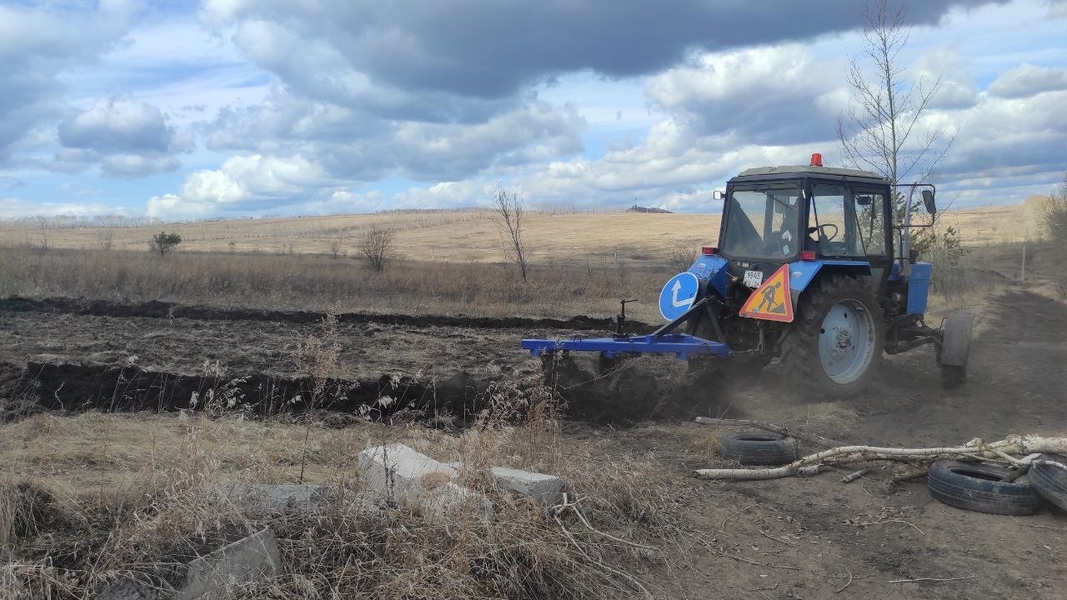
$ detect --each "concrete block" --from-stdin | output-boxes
[213,483,332,511]
[449,463,563,504]
[178,528,281,600]
[487,466,563,504]
[98,528,281,600]
[359,443,493,520]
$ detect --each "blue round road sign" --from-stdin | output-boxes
[659,272,700,321]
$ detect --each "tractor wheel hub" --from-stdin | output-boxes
[828,326,854,359]
[817,299,875,384]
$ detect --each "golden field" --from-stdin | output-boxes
[0,203,1037,264]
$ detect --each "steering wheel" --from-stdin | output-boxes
[815,223,839,243]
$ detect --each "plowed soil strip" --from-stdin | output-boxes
[0,296,651,332]
[2,360,492,421]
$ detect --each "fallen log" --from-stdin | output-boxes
[695,435,1067,480]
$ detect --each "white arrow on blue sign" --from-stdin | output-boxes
[658,272,700,321]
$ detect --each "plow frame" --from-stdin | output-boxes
[521,297,731,361]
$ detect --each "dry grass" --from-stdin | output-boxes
[0,408,676,599]
[0,205,1030,263]
[0,246,670,321]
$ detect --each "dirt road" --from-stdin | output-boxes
[657,288,1067,599]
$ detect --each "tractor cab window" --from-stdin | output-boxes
[810,184,867,257]
[855,191,887,256]
[721,186,802,260]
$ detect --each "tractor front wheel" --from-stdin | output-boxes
[779,275,884,399]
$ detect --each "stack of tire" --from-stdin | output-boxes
[927,455,1067,516]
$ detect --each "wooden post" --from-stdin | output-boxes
[1021,240,1026,282]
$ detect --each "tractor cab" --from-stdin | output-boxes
[522,155,973,399]
[712,157,899,320]
[719,158,896,277]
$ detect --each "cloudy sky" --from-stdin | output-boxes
[1,0,1065,220]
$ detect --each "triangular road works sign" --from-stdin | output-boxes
[739,264,794,323]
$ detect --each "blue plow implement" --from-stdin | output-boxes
[521,333,729,361]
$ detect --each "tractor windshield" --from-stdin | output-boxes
[721,186,802,260]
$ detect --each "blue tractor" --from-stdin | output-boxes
[523,155,974,398]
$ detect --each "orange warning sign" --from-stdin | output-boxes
[739,264,794,323]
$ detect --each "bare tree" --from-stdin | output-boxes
[837,0,956,201]
[357,226,394,272]
[493,187,529,282]
[668,243,698,273]
[96,229,115,251]
[32,216,51,251]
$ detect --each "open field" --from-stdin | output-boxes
[0,234,1048,323]
[0,204,1038,263]
[2,225,1067,598]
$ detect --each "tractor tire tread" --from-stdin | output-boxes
[1030,454,1067,512]
[778,274,884,400]
[927,460,1040,516]
[720,430,799,466]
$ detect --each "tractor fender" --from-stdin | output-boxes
[687,254,729,298]
[786,260,871,307]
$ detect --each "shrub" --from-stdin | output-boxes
[149,231,182,257]
[1043,172,1067,246]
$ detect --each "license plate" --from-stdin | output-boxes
[743,270,763,288]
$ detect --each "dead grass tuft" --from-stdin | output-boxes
[688,428,725,460]
[0,482,62,550]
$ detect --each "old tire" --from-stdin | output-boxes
[779,275,884,400]
[927,460,1040,516]
[720,431,798,466]
[939,311,974,389]
[1030,454,1067,512]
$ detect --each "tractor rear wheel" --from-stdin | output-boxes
[779,275,884,399]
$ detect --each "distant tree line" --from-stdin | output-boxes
[8,215,163,229]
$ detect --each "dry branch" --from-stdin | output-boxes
[889,576,975,584]
[695,435,1067,480]
[840,468,872,483]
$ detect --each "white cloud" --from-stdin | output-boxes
[0,1,136,161]
[307,181,491,214]
[59,97,175,154]
[204,95,584,182]
[987,63,1067,98]
[646,45,843,144]
[52,97,189,178]
[145,193,214,221]
[101,155,182,178]
[915,51,980,109]
[147,154,331,218]
[0,197,118,219]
